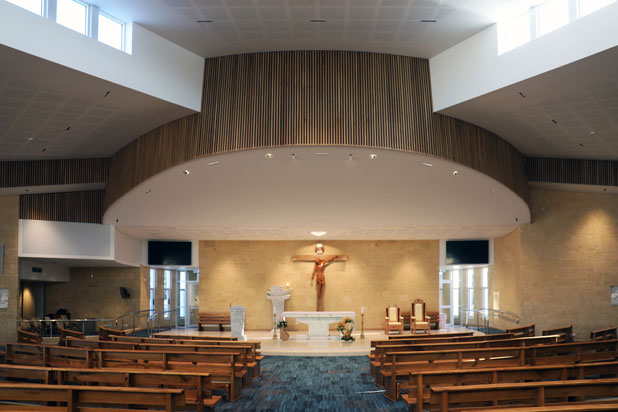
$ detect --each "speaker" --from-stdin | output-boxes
[119,287,130,299]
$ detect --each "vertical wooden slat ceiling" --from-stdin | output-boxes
[0,159,109,188]
[525,157,618,186]
[20,190,105,224]
[105,51,528,210]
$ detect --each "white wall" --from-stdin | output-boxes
[113,228,142,267]
[0,1,204,111]
[430,3,618,111]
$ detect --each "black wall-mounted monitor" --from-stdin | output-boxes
[147,241,192,266]
[445,240,489,265]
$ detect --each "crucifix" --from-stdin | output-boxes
[292,251,348,311]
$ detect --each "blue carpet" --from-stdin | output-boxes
[215,356,406,411]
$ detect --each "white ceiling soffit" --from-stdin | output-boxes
[0,183,106,196]
[0,44,194,161]
[91,0,537,59]
[106,146,530,241]
[23,257,136,268]
[439,44,618,161]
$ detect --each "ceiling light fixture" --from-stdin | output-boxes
[348,154,353,160]
[603,188,608,192]
[291,153,296,160]
[314,152,328,156]
[551,119,558,124]
[65,126,71,132]
[265,153,273,159]
[41,148,47,152]
[27,137,34,141]
[579,143,584,147]
[145,189,152,194]
[208,161,220,166]
[183,169,190,175]
[518,91,526,98]
[490,189,496,194]
[369,154,377,159]
[420,19,437,22]
[103,90,110,97]
[197,20,213,23]
[310,231,327,237]
[310,19,327,23]
[421,162,433,167]
[590,131,596,135]
[452,170,459,176]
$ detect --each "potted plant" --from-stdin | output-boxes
[277,319,289,341]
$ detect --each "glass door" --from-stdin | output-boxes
[439,271,453,327]
[176,270,199,329]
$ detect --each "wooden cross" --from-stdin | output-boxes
[292,254,348,311]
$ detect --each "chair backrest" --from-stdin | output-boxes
[386,306,399,322]
[412,299,426,320]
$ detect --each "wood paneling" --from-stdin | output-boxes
[525,157,618,186]
[105,51,527,210]
[0,159,109,188]
[20,190,105,224]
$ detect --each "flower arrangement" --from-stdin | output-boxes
[336,317,355,341]
[276,319,287,329]
[277,319,289,341]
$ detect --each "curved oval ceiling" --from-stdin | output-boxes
[93,0,537,58]
[104,146,530,240]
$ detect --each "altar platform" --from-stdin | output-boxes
[155,327,481,356]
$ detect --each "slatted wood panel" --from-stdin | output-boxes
[0,159,109,188]
[20,190,105,224]
[105,51,528,210]
[525,157,618,186]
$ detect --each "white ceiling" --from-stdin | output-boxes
[91,0,537,59]
[105,146,529,240]
[0,44,194,161]
[440,44,618,160]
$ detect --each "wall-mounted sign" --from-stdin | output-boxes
[612,286,618,306]
[0,243,3,276]
[0,288,8,309]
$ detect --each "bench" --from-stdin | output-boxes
[387,331,475,340]
[466,403,618,411]
[430,378,618,412]
[6,343,93,368]
[198,313,231,331]
[399,360,618,410]
[57,327,84,346]
[17,328,42,345]
[542,324,573,343]
[154,333,238,341]
[507,323,536,338]
[99,325,126,341]
[0,363,221,411]
[591,326,617,341]
[0,382,185,411]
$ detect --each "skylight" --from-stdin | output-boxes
[6,0,42,15]
[538,0,569,37]
[56,0,88,35]
[98,12,124,50]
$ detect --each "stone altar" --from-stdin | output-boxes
[282,311,355,338]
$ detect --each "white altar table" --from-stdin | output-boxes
[282,311,355,338]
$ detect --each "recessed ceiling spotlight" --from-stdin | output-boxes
[579,143,584,147]
[310,19,327,23]
[452,170,459,176]
[420,19,437,23]
[265,153,273,159]
[603,188,608,192]
[65,126,71,132]
[291,153,296,160]
[369,154,377,159]
[489,189,496,194]
[518,91,526,98]
[103,90,110,97]
[590,131,596,135]
[421,162,433,167]
[551,119,558,124]
[310,231,327,237]
[314,152,328,156]
[183,169,190,175]
[41,148,47,152]
[25,189,29,192]
[197,20,213,23]
[208,161,220,166]
[145,189,152,194]
[515,217,519,222]
[27,137,34,141]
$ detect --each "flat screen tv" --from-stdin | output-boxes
[148,241,192,266]
[445,240,489,265]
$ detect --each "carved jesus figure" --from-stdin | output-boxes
[311,255,339,311]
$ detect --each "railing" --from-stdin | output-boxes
[149,309,179,336]
[458,308,520,334]
[17,318,116,338]
[114,309,156,334]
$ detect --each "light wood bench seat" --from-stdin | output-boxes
[430,378,618,412]
[98,326,126,341]
[386,331,476,340]
[17,328,42,345]
[591,327,617,341]
[466,403,618,411]
[197,313,231,331]
[398,360,618,409]
[0,382,186,411]
[506,324,536,338]
[542,324,573,343]
[373,333,514,347]
[153,333,238,341]
[0,363,221,411]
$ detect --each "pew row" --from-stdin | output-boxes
[398,360,618,409]
[197,313,231,332]
[373,333,515,348]
[466,403,618,412]
[0,363,221,411]
[153,333,238,341]
[98,326,125,341]
[430,378,618,412]
[591,326,617,341]
[542,324,573,343]
[506,324,536,338]
[387,331,475,340]
[0,382,186,411]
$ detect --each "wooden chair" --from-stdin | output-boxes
[410,299,430,334]
[384,306,404,335]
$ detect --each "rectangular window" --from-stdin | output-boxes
[56,0,87,34]
[498,10,531,54]
[467,269,474,312]
[453,270,460,322]
[149,269,156,318]
[482,267,489,316]
[178,271,186,318]
[163,270,171,318]
[579,0,616,16]
[6,0,43,15]
[468,289,474,311]
[98,12,123,50]
[538,0,570,36]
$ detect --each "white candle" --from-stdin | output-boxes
[361,306,364,314]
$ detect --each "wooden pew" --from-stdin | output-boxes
[64,337,138,351]
[379,340,618,399]
[0,382,185,411]
[6,343,93,368]
[542,324,573,343]
[98,325,126,341]
[507,323,536,338]
[93,348,244,401]
[387,331,475,340]
[466,403,618,411]
[57,327,84,346]
[17,328,42,344]
[154,333,238,341]
[0,363,221,411]
[399,360,618,409]
[591,326,617,341]
[197,313,231,331]
[375,333,514,347]
[429,378,618,412]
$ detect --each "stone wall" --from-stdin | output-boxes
[0,196,19,344]
[199,240,439,330]
[490,228,522,331]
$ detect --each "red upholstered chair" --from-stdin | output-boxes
[411,299,430,334]
[384,306,404,335]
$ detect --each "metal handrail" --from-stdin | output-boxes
[17,318,116,338]
[458,307,520,333]
[149,309,179,336]
[115,309,156,334]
